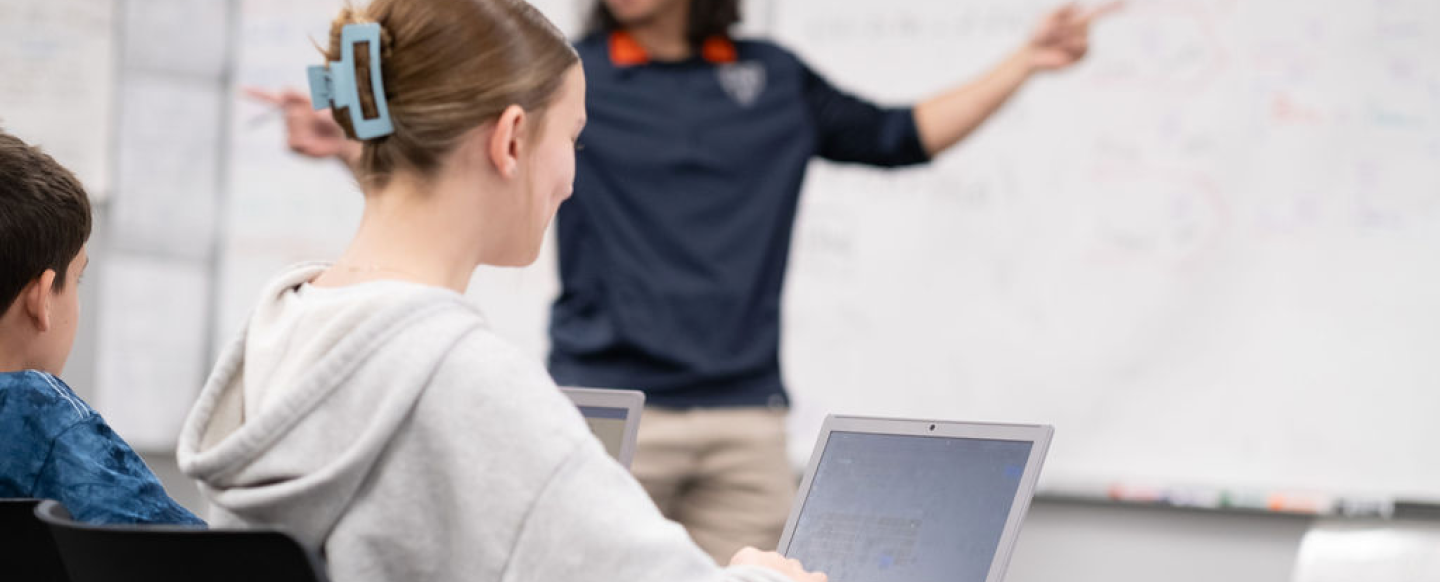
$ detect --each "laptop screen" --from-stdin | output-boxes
[785,431,1034,582]
[578,406,630,462]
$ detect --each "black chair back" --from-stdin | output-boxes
[34,500,329,582]
[0,498,70,582]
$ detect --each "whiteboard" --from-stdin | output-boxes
[224,0,1440,501]
[774,0,1440,500]
[0,0,116,197]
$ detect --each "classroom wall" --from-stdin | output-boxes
[88,0,233,452]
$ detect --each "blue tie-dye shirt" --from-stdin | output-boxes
[0,370,203,525]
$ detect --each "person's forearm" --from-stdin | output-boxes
[914,46,1038,157]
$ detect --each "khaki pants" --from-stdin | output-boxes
[631,407,797,564]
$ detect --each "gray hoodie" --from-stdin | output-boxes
[177,264,790,582]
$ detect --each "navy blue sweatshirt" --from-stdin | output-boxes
[549,32,930,408]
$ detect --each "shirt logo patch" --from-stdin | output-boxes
[717,62,766,108]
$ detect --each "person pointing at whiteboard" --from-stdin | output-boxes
[253,0,1121,564]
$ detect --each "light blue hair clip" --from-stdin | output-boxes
[307,23,394,140]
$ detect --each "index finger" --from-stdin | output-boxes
[243,86,315,109]
[242,86,285,105]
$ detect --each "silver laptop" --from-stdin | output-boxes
[778,415,1053,582]
[561,387,645,469]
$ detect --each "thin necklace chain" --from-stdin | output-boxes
[331,262,420,279]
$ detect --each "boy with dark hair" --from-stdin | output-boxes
[0,128,202,525]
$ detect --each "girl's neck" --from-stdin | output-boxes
[314,177,480,293]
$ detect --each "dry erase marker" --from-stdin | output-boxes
[1265,492,1329,514]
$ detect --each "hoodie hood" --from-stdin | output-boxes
[176,263,480,546]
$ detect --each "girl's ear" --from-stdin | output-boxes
[489,105,528,179]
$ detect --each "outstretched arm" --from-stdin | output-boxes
[914,2,1122,157]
